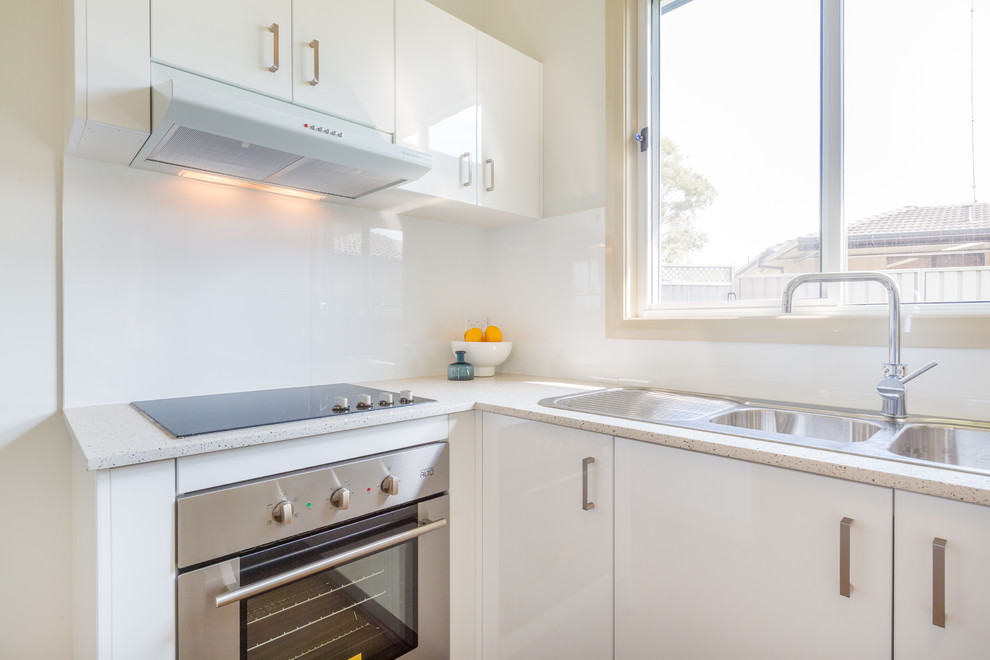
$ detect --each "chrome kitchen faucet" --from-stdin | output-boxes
[780,271,937,419]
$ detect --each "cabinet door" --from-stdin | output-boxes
[396,0,478,204]
[477,32,541,219]
[615,438,892,659]
[894,490,990,659]
[151,0,292,100]
[293,0,394,132]
[482,413,613,659]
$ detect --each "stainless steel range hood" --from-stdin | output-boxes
[131,64,432,200]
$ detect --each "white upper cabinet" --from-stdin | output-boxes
[151,0,293,100]
[615,438,893,660]
[396,0,542,220]
[477,32,542,219]
[482,413,613,659]
[395,0,478,205]
[293,0,395,132]
[151,0,394,132]
[894,490,990,660]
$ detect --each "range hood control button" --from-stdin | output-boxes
[399,390,414,404]
[381,475,399,496]
[272,500,294,525]
[356,394,373,409]
[330,487,351,510]
[332,396,349,412]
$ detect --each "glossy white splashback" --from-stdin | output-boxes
[487,208,990,421]
[62,157,487,407]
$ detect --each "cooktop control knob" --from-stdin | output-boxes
[379,392,393,406]
[381,475,400,496]
[356,394,373,409]
[399,390,414,404]
[330,487,351,510]
[332,396,349,412]
[272,500,295,525]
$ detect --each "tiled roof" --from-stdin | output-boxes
[848,203,989,235]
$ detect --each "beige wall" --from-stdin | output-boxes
[0,1,73,658]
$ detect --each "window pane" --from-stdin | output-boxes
[656,0,821,306]
[845,0,990,304]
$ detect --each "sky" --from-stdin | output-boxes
[659,0,988,268]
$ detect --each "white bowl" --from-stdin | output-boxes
[450,341,513,377]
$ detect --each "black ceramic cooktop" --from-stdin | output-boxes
[132,383,432,437]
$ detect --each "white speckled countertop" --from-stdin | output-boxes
[63,373,990,506]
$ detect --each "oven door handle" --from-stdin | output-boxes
[215,517,447,608]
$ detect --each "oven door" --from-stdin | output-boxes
[178,495,449,660]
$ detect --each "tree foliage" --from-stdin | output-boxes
[660,137,717,263]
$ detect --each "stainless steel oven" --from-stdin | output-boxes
[177,442,449,660]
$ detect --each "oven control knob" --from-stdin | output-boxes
[381,475,400,496]
[356,394,373,409]
[272,500,295,525]
[330,487,351,510]
[400,390,414,404]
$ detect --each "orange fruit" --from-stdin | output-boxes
[484,325,503,342]
[464,327,484,342]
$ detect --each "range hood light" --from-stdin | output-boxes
[177,170,326,201]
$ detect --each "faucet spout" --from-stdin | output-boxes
[780,271,902,373]
[780,271,935,418]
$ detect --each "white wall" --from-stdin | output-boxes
[0,0,73,658]
[489,208,990,421]
[471,0,990,422]
[62,159,488,406]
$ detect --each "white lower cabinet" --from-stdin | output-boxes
[894,490,990,659]
[481,413,613,659]
[614,438,893,659]
[72,447,177,660]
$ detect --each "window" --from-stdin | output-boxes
[631,0,989,314]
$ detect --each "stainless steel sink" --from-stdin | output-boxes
[709,408,882,443]
[538,386,990,477]
[538,387,738,424]
[888,425,990,471]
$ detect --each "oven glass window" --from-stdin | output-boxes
[239,508,419,660]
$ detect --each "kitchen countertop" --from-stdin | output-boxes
[63,373,990,505]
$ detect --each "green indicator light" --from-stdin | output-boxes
[306,502,312,508]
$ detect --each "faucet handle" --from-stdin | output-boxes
[901,360,938,384]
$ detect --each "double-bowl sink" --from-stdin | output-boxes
[538,387,990,475]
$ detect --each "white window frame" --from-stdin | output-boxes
[604,0,990,348]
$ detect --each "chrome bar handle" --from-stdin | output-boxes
[309,39,320,86]
[933,537,947,627]
[902,360,938,384]
[459,152,472,187]
[582,457,595,511]
[485,158,495,192]
[268,24,280,72]
[215,518,447,608]
[839,517,853,597]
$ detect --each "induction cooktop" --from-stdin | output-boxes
[132,383,432,437]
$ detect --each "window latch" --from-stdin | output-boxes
[634,127,649,152]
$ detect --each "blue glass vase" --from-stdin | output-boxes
[447,350,474,381]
